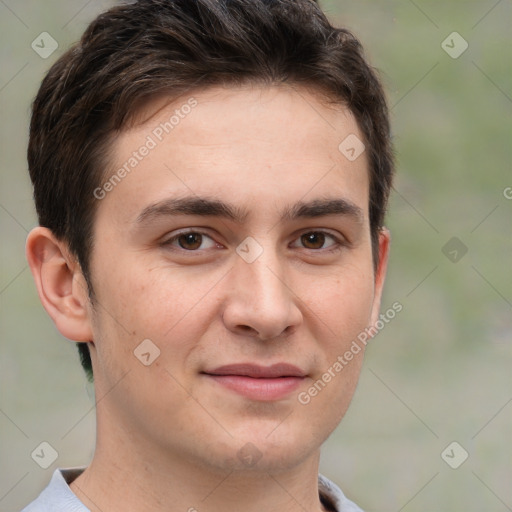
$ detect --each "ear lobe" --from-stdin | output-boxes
[26,227,93,343]
[369,227,391,327]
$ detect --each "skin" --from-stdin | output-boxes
[26,84,389,512]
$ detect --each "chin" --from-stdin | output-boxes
[198,420,326,474]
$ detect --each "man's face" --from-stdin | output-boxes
[86,84,388,473]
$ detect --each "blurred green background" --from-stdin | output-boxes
[1,1,510,511]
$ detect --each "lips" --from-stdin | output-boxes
[204,363,306,379]
[202,363,306,401]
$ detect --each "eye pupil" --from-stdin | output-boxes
[178,233,202,250]
[302,232,325,249]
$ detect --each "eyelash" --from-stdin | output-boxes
[161,229,347,254]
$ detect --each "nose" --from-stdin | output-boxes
[222,249,303,341]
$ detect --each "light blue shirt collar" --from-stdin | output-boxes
[22,467,364,512]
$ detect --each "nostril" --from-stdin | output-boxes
[238,325,255,333]
[283,325,295,337]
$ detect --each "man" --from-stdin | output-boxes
[23,0,394,510]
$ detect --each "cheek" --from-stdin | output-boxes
[89,255,219,368]
[297,269,373,434]
[306,263,376,345]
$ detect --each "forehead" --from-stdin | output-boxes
[97,84,369,226]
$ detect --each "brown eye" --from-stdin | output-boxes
[177,232,203,250]
[301,232,326,249]
[163,230,218,252]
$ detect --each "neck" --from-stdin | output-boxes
[70,418,327,512]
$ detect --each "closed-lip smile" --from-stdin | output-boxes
[202,363,307,401]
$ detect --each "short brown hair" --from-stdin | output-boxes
[28,0,394,381]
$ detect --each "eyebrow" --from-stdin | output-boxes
[283,198,363,223]
[135,196,248,225]
[135,196,363,225]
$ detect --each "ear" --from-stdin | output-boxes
[369,227,391,327]
[25,227,93,343]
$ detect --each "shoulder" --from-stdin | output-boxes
[21,468,88,512]
[318,474,365,512]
